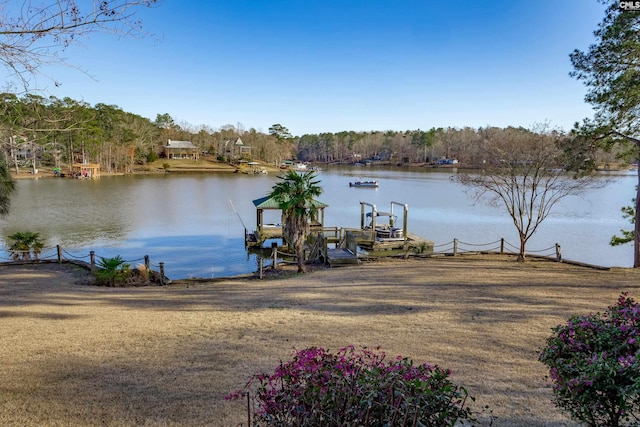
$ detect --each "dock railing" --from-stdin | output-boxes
[344,231,358,255]
[308,232,328,262]
[320,226,341,242]
[340,228,374,246]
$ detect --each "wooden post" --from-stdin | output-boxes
[272,243,278,269]
[403,205,408,241]
[56,245,62,263]
[555,244,562,262]
[90,251,96,273]
[453,239,458,257]
[259,257,263,279]
[159,262,165,285]
[144,255,150,271]
[500,238,505,254]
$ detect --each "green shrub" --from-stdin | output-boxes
[146,149,158,163]
[95,255,131,286]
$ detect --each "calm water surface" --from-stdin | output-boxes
[1,167,636,278]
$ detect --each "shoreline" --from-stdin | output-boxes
[9,158,260,180]
[11,160,637,181]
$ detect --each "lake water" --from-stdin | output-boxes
[0,166,637,278]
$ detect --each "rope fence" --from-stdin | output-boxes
[429,237,563,262]
[0,245,168,284]
[255,243,296,279]
[255,236,582,278]
[0,237,605,282]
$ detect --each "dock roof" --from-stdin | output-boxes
[252,195,328,210]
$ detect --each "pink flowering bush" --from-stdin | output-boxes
[226,345,474,426]
[539,293,640,426]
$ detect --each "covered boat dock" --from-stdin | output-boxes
[246,195,328,247]
[245,197,433,267]
[70,163,100,178]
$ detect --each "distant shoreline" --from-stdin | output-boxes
[9,159,637,180]
[9,158,257,180]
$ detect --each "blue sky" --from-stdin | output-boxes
[38,0,605,136]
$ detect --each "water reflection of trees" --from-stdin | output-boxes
[2,179,133,247]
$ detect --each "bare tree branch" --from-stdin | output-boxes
[0,0,159,88]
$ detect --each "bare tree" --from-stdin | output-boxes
[0,0,159,88]
[455,126,605,262]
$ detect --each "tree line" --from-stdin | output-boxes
[297,126,628,168]
[0,94,297,173]
[0,94,627,174]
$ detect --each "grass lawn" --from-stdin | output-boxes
[1,255,639,426]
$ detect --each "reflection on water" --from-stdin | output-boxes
[1,174,280,278]
[0,168,637,278]
[3,177,134,245]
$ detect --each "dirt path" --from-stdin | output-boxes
[1,256,639,426]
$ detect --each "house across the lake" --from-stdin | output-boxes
[163,140,200,160]
[223,138,251,160]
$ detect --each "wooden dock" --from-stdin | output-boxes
[244,198,433,266]
[326,247,359,266]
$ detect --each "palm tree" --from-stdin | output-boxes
[95,255,131,286]
[268,170,323,273]
[0,158,16,216]
[7,231,44,260]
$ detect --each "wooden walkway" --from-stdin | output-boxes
[326,248,358,266]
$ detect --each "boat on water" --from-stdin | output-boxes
[349,180,379,188]
[279,161,308,171]
[293,162,307,170]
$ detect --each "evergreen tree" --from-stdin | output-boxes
[569,1,640,266]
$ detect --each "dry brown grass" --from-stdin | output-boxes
[1,256,639,426]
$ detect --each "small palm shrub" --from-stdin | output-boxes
[227,345,475,426]
[539,293,640,426]
[7,231,44,261]
[95,255,131,286]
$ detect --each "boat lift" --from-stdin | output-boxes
[360,201,408,241]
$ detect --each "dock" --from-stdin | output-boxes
[326,247,359,266]
[244,198,434,266]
